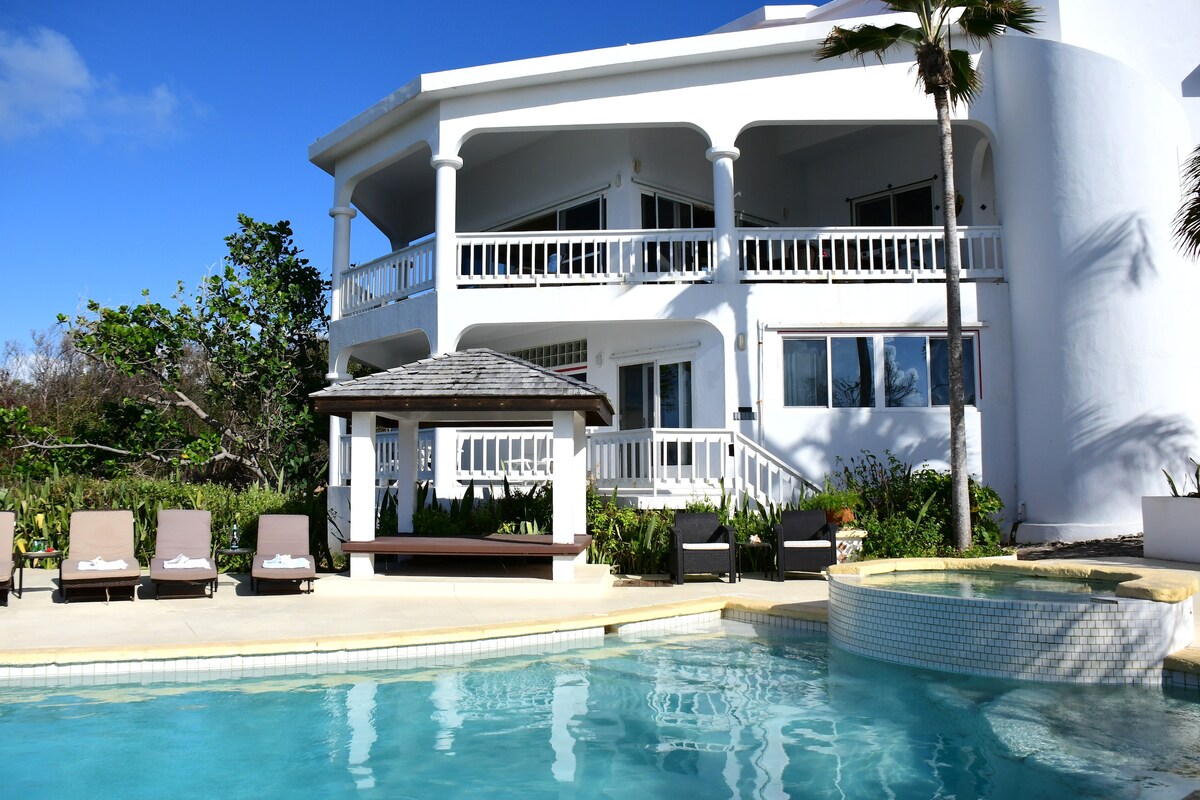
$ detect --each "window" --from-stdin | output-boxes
[784,337,875,408]
[852,183,934,226]
[783,334,976,409]
[782,339,827,407]
[883,335,976,407]
[619,360,693,429]
[641,192,714,229]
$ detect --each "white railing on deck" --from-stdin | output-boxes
[340,239,435,316]
[587,428,814,509]
[338,427,813,509]
[457,229,713,286]
[336,226,1006,315]
[457,428,553,483]
[738,226,1003,282]
[338,430,433,484]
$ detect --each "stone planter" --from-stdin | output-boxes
[1142,496,1200,563]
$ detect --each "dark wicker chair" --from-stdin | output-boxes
[669,512,736,585]
[774,510,838,580]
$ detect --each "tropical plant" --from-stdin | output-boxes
[816,1,1040,550]
[836,450,1005,557]
[1163,459,1200,498]
[1175,145,1200,261]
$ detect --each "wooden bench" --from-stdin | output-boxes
[342,533,591,558]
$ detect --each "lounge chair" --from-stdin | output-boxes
[60,510,141,603]
[774,510,838,580]
[149,509,217,599]
[668,512,736,585]
[0,511,13,606]
[251,514,315,594]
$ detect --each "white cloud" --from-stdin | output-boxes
[0,26,184,143]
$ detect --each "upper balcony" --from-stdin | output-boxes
[338,225,1003,317]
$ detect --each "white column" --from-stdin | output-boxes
[551,411,587,581]
[706,146,740,285]
[431,155,463,354]
[328,416,348,487]
[349,411,378,578]
[329,205,358,322]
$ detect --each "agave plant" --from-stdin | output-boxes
[1163,459,1200,498]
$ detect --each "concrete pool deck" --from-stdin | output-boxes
[1,555,1198,682]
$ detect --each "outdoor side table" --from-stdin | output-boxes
[18,550,64,598]
[215,547,252,592]
[736,541,774,580]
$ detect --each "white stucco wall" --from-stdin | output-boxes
[991,34,1200,541]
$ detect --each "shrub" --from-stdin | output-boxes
[0,471,329,567]
[838,451,1006,559]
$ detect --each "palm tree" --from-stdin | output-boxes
[816,1,1039,551]
[1175,145,1200,260]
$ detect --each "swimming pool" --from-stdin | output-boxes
[3,619,1199,799]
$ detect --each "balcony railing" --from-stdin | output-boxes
[738,226,1003,282]
[457,229,713,286]
[338,226,1004,316]
[340,238,435,317]
[339,427,813,509]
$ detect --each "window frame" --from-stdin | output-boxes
[781,331,979,410]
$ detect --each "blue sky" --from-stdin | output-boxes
[0,0,835,350]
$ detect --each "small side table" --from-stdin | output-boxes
[18,550,64,598]
[214,547,252,592]
[736,541,774,580]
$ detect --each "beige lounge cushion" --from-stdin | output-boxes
[783,540,833,549]
[682,542,730,551]
[62,510,140,581]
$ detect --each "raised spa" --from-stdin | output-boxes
[828,559,1198,685]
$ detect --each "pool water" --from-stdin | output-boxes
[859,570,1121,602]
[3,621,1199,799]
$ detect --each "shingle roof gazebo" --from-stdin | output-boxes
[311,349,614,581]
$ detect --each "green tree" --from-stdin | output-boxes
[1175,145,1200,260]
[23,215,332,485]
[816,0,1039,550]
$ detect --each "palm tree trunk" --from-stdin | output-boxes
[935,86,972,551]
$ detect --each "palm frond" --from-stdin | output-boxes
[946,48,982,104]
[955,0,1041,41]
[816,23,919,62]
[1175,145,1200,261]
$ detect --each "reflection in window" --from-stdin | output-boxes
[930,337,976,406]
[831,337,874,408]
[783,339,828,407]
[884,336,929,407]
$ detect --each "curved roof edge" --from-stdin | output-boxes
[308,6,905,173]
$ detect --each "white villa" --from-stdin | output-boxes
[310,0,1200,554]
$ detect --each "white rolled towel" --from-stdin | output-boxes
[262,554,311,569]
[78,556,129,571]
[163,554,212,569]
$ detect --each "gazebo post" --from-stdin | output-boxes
[551,409,587,581]
[349,411,378,578]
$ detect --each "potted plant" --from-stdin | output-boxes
[804,487,859,525]
[1142,459,1200,563]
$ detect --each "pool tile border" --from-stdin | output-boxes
[0,596,1193,696]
